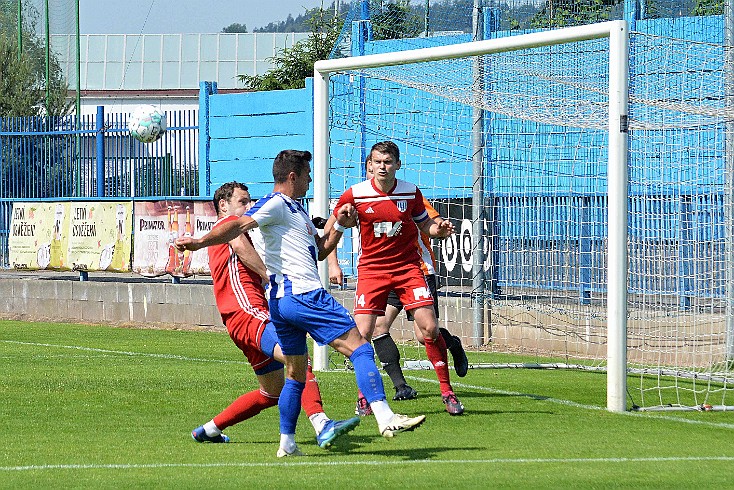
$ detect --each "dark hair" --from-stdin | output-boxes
[369,141,400,163]
[272,150,312,184]
[213,181,249,214]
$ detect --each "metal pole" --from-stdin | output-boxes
[425,0,430,37]
[45,0,50,110]
[724,0,734,361]
[16,0,22,61]
[96,106,105,197]
[74,0,82,196]
[75,0,81,118]
[606,21,629,412]
[313,68,331,372]
[471,0,486,347]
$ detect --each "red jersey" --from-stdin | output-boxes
[207,215,269,321]
[418,198,440,276]
[335,178,429,273]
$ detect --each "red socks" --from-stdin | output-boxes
[424,333,453,395]
[213,389,278,429]
[301,361,325,417]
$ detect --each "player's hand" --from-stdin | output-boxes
[174,236,199,252]
[336,203,357,228]
[329,262,344,285]
[435,219,455,238]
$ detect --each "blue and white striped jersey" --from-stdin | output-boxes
[245,192,323,299]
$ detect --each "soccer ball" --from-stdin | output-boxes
[128,105,166,143]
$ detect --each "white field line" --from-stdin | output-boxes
[5,339,734,431]
[0,340,246,365]
[3,456,734,472]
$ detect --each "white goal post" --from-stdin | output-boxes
[311,21,630,413]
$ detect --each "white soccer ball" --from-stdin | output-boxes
[128,105,167,143]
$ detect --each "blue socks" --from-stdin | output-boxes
[279,378,305,435]
[350,342,387,404]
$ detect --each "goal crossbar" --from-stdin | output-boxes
[312,20,630,413]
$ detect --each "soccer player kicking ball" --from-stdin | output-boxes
[190,181,360,450]
[176,150,425,458]
[326,141,465,416]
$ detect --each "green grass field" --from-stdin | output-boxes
[2,320,734,489]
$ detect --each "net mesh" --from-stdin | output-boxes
[325,29,734,410]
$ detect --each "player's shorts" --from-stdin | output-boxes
[222,309,284,375]
[268,288,356,356]
[355,267,434,316]
[386,274,439,320]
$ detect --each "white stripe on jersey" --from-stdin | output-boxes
[353,195,416,203]
[246,192,323,298]
[226,249,269,323]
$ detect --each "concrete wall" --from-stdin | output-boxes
[0,273,223,329]
[0,271,485,349]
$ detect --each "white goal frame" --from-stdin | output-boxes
[312,21,630,413]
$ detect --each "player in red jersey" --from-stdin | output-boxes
[191,181,360,448]
[328,141,465,415]
[328,161,469,407]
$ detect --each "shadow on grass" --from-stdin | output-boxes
[308,435,485,459]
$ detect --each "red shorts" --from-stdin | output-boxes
[221,308,273,371]
[354,267,433,316]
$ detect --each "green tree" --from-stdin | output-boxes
[529,0,622,29]
[370,0,422,40]
[239,8,342,91]
[0,36,40,116]
[692,0,723,15]
[0,1,72,117]
[222,23,248,33]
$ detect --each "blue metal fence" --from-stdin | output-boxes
[0,108,199,267]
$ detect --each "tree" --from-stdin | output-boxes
[222,23,247,33]
[0,36,40,116]
[0,2,72,116]
[529,0,623,29]
[239,8,342,91]
[692,0,723,15]
[370,0,422,40]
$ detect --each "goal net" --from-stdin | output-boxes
[313,21,734,412]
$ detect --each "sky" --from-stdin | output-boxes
[78,0,337,35]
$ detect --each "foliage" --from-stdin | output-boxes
[222,22,248,33]
[0,36,40,116]
[370,0,423,40]
[692,0,724,15]
[239,8,342,91]
[0,1,72,117]
[529,0,623,29]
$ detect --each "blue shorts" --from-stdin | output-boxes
[255,323,285,376]
[268,288,356,356]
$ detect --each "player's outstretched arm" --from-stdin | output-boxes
[175,215,258,252]
[418,217,454,239]
[316,204,356,260]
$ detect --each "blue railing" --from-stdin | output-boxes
[0,108,199,267]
